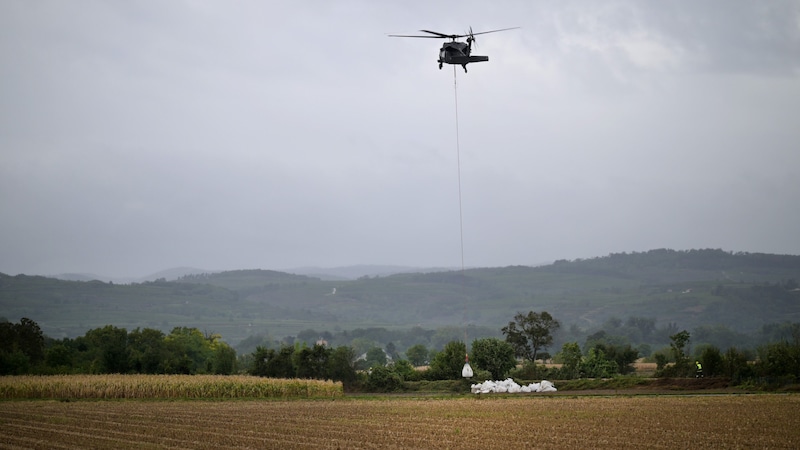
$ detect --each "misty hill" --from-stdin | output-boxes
[52,267,214,284]
[2,249,799,346]
[284,265,457,280]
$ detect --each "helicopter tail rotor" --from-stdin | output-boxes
[466,26,476,48]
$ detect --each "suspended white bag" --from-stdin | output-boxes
[462,353,474,378]
[462,362,473,378]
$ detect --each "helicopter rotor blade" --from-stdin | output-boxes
[388,33,447,38]
[466,26,520,37]
[389,27,518,40]
[419,29,459,39]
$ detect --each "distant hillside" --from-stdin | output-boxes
[2,249,799,346]
[52,267,213,284]
[284,265,456,280]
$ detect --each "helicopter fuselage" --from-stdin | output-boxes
[438,41,488,71]
[388,26,516,73]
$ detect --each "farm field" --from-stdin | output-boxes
[2,395,799,449]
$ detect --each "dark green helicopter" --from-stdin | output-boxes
[389,27,518,72]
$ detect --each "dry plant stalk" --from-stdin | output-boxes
[0,374,343,399]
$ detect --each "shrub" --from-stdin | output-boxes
[365,366,403,392]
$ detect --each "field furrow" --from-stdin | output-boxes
[2,395,799,449]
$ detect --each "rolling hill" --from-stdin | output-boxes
[2,249,799,347]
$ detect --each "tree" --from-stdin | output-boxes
[0,318,46,374]
[84,325,129,373]
[212,343,237,375]
[669,330,692,376]
[591,343,639,375]
[328,346,357,384]
[470,338,516,380]
[502,311,560,362]
[580,347,619,378]
[14,318,45,364]
[251,345,295,378]
[557,342,583,379]
[656,330,693,378]
[365,365,403,392]
[293,344,330,379]
[385,342,399,362]
[128,328,167,374]
[427,341,467,380]
[363,346,388,369]
[697,345,723,378]
[405,344,429,367]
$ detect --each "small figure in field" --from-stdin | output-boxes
[695,361,703,378]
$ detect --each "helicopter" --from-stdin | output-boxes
[389,27,518,72]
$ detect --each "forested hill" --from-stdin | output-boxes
[543,249,800,283]
[1,249,799,346]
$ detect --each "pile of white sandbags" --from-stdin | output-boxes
[471,378,557,394]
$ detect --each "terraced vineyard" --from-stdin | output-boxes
[2,395,798,449]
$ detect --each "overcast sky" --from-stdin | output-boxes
[2,1,799,278]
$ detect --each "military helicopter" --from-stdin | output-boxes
[389,26,518,72]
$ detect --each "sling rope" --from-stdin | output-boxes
[453,66,465,276]
[453,66,469,350]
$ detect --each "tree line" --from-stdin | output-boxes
[1,318,236,375]
[4,314,799,392]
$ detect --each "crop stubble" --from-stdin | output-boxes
[2,395,798,449]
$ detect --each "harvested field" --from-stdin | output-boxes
[2,394,799,449]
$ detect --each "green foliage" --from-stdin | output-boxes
[580,347,619,378]
[251,345,295,378]
[470,338,516,380]
[656,330,693,377]
[427,341,467,380]
[502,311,560,362]
[508,360,558,380]
[365,365,403,392]
[0,350,30,375]
[720,347,754,382]
[128,328,167,373]
[249,344,359,385]
[212,343,237,375]
[327,346,358,385]
[696,345,723,377]
[0,318,45,374]
[84,325,130,373]
[292,344,330,379]
[405,343,429,367]
[0,318,240,376]
[390,359,420,381]
[754,340,800,381]
[556,342,582,379]
[362,346,388,369]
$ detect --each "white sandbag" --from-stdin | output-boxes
[539,380,557,392]
[470,379,556,394]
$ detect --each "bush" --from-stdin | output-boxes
[365,365,403,392]
[427,341,467,380]
[508,361,558,380]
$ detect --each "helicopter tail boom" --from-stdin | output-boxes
[443,55,489,65]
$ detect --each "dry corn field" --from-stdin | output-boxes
[2,395,799,449]
[0,375,343,400]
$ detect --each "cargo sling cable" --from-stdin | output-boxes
[453,66,473,379]
[453,66,465,277]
